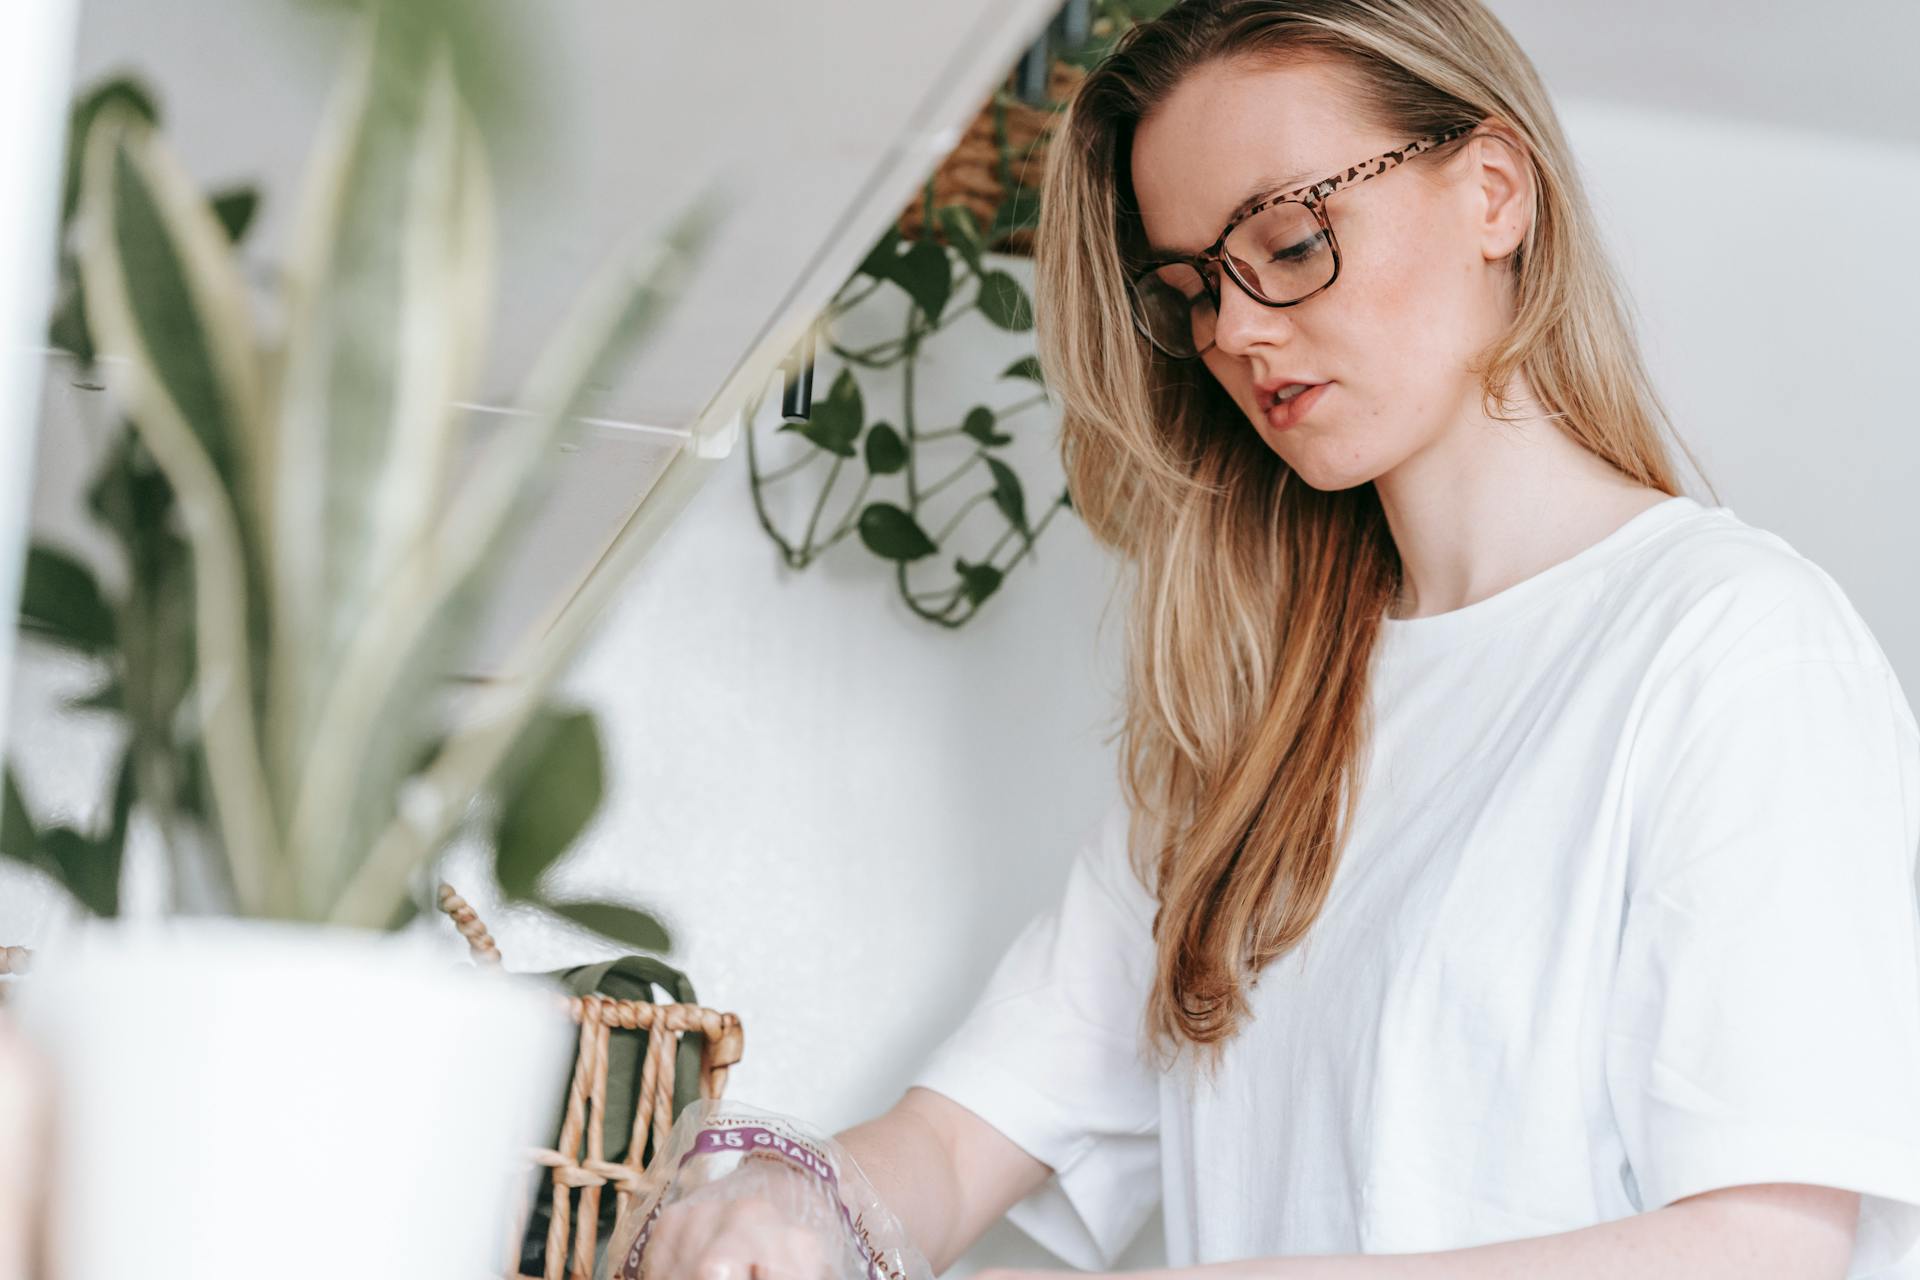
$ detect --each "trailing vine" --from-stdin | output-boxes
[744,206,1071,629]
[745,0,1176,628]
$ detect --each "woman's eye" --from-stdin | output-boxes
[1271,232,1327,262]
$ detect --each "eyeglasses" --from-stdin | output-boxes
[1124,123,1479,360]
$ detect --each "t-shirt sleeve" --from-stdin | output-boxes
[906,798,1162,1271]
[1607,646,1920,1276]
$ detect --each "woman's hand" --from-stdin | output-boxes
[640,1155,846,1280]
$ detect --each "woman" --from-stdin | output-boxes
[644,2,1920,1276]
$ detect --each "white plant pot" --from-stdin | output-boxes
[11,917,573,1280]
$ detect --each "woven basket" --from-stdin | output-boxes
[440,883,745,1280]
[895,58,1087,258]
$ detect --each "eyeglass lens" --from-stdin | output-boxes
[1132,201,1334,357]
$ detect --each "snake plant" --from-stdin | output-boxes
[6,4,721,947]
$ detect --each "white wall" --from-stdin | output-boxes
[1580,101,1920,683]
[5,5,1919,1275]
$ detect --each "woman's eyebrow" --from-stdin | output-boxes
[1143,166,1318,257]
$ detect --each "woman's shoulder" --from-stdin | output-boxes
[1079,794,1163,933]
[1603,498,1895,678]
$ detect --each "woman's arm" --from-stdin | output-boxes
[982,1183,1860,1280]
[836,1085,1055,1275]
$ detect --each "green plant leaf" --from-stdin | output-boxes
[39,827,119,917]
[977,270,1034,331]
[277,25,488,618]
[1001,354,1045,385]
[955,557,1004,606]
[987,182,1042,242]
[208,187,260,243]
[864,421,907,475]
[50,77,164,365]
[175,738,212,821]
[91,113,259,511]
[937,205,985,274]
[18,545,116,654]
[961,405,1011,447]
[48,275,92,364]
[61,75,160,226]
[105,746,136,859]
[857,503,938,562]
[776,366,862,457]
[857,225,904,282]
[1,769,39,871]
[76,96,280,909]
[85,428,172,553]
[0,767,121,918]
[271,24,494,862]
[492,707,604,900]
[543,898,673,953]
[84,429,197,748]
[320,174,724,930]
[65,678,124,714]
[777,417,856,458]
[986,457,1029,535]
[893,238,952,325]
[385,894,421,932]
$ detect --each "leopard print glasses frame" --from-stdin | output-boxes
[1126,122,1482,358]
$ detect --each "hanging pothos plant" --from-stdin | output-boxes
[744,0,1175,629]
[745,208,1068,631]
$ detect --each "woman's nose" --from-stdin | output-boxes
[1210,269,1296,356]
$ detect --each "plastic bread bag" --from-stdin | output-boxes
[597,1097,935,1280]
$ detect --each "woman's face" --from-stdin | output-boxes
[1129,55,1526,491]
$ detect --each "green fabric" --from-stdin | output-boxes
[519,954,703,1277]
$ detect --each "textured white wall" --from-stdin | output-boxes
[5,3,1918,1274]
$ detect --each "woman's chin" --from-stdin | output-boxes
[1253,433,1385,494]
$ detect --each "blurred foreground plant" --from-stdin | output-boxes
[6,4,720,948]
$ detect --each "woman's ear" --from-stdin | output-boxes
[1464,122,1534,263]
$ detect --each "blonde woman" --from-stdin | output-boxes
[642,2,1920,1277]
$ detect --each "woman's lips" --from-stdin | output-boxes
[1265,382,1329,431]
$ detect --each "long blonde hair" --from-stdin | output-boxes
[1033,0,1715,1079]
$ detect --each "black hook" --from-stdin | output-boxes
[1015,0,1091,105]
[1014,32,1051,104]
[780,325,816,423]
[1060,0,1091,50]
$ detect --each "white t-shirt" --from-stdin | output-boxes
[909,494,1920,1277]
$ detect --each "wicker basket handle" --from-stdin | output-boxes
[436,881,502,965]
